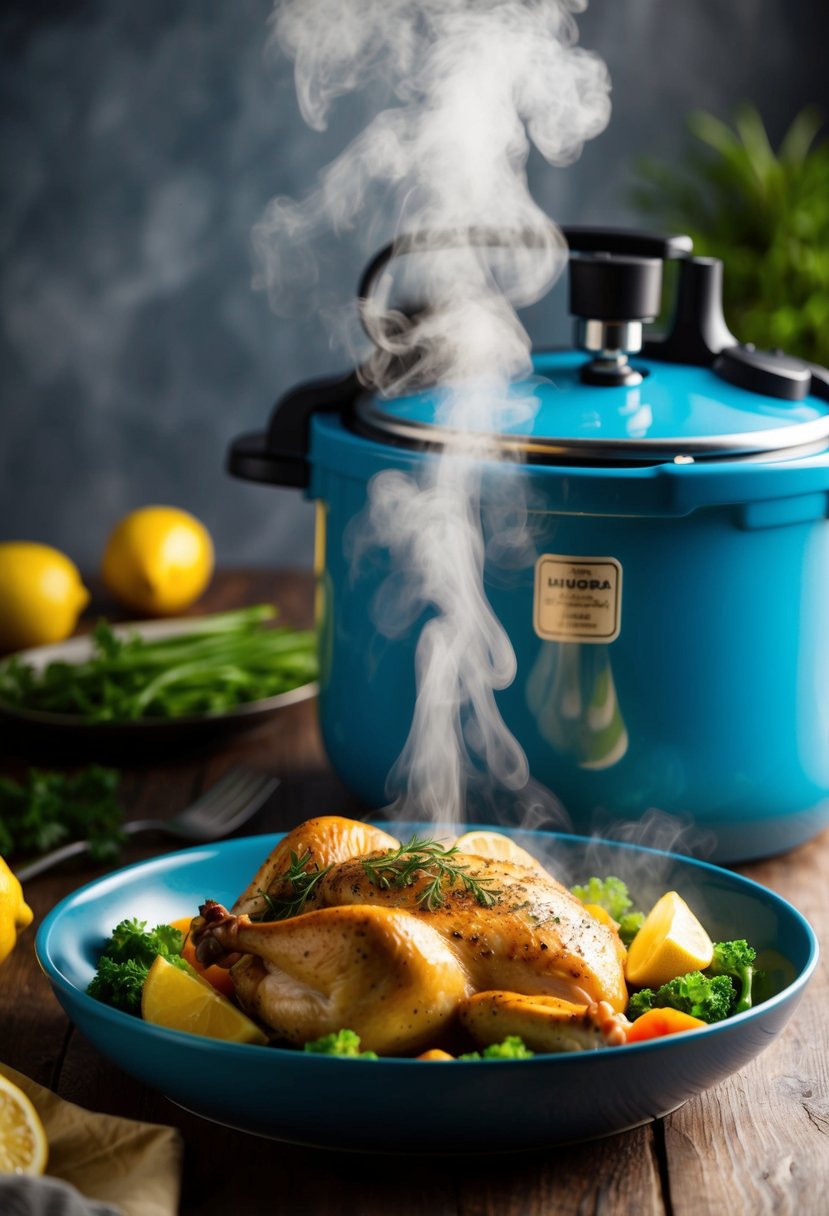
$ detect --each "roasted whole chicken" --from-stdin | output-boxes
[190,816,629,1056]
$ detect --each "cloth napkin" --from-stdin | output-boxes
[0,1063,182,1216]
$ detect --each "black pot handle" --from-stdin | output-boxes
[227,371,361,489]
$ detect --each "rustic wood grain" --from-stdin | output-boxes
[455,1127,665,1216]
[665,830,829,1216]
[3,569,827,1215]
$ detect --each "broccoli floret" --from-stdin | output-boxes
[302,1029,378,1058]
[87,917,188,1015]
[572,876,645,945]
[571,876,633,922]
[627,940,760,1024]
[627,971,734,1024]
[627,988,656,1019]
[658,971,735,1022]
[458,1035,534,1060]
[617,911,645,947]
[483,1036,533,1059]
[707,940,757,1013]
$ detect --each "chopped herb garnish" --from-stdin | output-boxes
[256,835,501,924]
[87,917,188,1015]
[360,835,501,911]
[258,850,335,921]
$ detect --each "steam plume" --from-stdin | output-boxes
[256,0,611,824]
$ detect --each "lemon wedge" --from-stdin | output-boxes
[141,956,268,1045]
[625,890,714,988]
[0,1073,48,1176]
[452,829,550,876]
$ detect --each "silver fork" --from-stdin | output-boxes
[15,767,280,881]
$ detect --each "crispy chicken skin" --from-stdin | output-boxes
[191,817,628,1054]
[315,853,628,1012]
[231,816,400,919]
[197,900,470,1055]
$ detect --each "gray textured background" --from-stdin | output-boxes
[2,0,827,573]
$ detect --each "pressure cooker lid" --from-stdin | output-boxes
[228,228,829,490]
[353,348,829,463]
[352,227,829,464]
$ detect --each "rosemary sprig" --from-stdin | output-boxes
[257,850,334,921]
[256,836,502,921]
[361,835,501,912]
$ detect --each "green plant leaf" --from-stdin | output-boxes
[778,106,824,167]
[629,104,829,365]
[734,103,777,186]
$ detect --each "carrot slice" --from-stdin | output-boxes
[626,1007,707,1043]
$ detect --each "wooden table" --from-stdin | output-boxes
[1,570,827,1215]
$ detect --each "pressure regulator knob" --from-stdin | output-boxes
[569,253,664,387]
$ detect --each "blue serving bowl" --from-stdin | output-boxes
[36,826,818,1153]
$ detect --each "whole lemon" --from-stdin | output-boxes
[0,856,33,968]
[101,506,214,616]
[0,543,90,652]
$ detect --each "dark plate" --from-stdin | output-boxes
[0,620,318,749]
[35,824,818,1154]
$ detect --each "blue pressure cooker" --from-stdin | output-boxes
[229,228,829,862]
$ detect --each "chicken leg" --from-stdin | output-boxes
[193,900,471,1055]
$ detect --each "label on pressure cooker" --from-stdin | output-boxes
[533,555,622,643]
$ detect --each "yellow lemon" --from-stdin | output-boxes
[101,506,214,616]
[0,857,34,968]
[452,829,551,877]
[0,1073,48,1176]
[141,955,268,1044]
[625,890,714,989]
[0,543,89,652]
